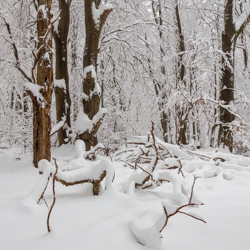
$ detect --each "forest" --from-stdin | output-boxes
[0,1,250,250]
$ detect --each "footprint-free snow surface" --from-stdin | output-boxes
[0,145,250,250]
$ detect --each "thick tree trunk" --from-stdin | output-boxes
[218,0,235,152]
[33,0,53,167]
[76,0,112,150]
[53,0,71,146]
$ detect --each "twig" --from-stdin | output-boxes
[150,121,159,172]
[42,197,49,209]
[159,177,205,233]
[47,158,58,233]
[178,211,206,223]
[176,158,185,178]
[189,176,200,204]
[2,17,32,82]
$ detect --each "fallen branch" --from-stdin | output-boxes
[159,177,205,233]
[47,158,58,233]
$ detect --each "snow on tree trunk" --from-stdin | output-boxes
[53,0,72,146]
[219,1,250,152]
[32,0,53,167]
[76,0,112,151]
[219,0,235,152]
[175,0,188,146]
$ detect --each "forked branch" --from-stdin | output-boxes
[159,176,205,233]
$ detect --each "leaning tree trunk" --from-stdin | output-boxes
[76,0,112,151]
[218,0,235,152]
[32,0,53,167]
[53,0,71,146]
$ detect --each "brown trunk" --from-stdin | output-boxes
[76,0,112,150]
[218,0,235,152]
[175,0,187,145]
[32,0,53,167]
[175,1,185,84]
[53,0,71,146]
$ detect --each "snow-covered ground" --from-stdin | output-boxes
[0,145,250,250]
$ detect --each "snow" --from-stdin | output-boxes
[83,65,97,79]
[24,82,43,101]
[38,4,47,19]
[51,116,66,135]
[75,106,107,134]
[0,146,250,250]
[235,3,250,32]
[54,79,66,89]
[92,2,113,27]
[19,65,32,81]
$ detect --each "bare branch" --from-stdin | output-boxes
[2,17,32,82]
[47,158,59,233]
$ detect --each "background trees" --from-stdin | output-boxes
[1,0,250,159]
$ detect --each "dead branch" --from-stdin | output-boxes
[159,176,205,233]
[37,176,50,204]
[47,158,59,233]
[85,145,104,160]
[39,165,107,196]
[189,176,200,204]
[176,158,185,178]
[2,17,32,82]
[150,121,159,172]
[178,211,206,223]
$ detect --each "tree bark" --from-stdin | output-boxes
[53,0,71,146]
[33,0,53,167]
[175,0,187,145]
[218,0,235,152]
[76,0,112,150]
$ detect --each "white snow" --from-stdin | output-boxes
[51,116,66,135]
[54,79,66,89]
[75,106,107,134]
[19,65,32,81]
[83,65,97,79]
[0,145,250,250]
[92,2,113,27]
[235,3,250,32]
[24,82,43,101]
[38,4,47,19]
